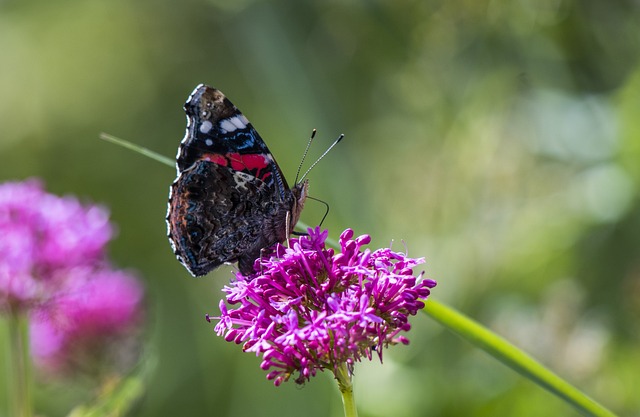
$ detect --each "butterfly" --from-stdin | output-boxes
[167,85,309,276]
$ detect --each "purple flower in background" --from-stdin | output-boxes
[210,227,436,386]
[0,178,144,375]
[0,179,112,310]
[30,267,144,372]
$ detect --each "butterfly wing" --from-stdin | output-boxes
[167,85,307,277]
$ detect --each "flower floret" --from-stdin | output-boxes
[209,227,436,385]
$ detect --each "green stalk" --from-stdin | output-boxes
[8,309,33,417]
[334,363,358,417]
[423,299,618,417]
[99,133,174,167]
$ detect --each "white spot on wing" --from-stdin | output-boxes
[219,115,247,133]
[220,119,236,132]
[205,139,213,146]
[232,171,254,191]
[229,115,247,130]
[200,120,213,134]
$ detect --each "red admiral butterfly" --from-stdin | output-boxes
[167,85,308,276]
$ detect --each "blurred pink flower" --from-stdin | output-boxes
[0,179,112,310]
[0,178,144,375]
[30,267,144,372]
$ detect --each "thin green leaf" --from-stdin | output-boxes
[422,299,618,417]
[99,133,174,168]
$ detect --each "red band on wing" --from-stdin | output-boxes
[202,153,229,166]
[228,153,272,182]
[202,152,273,183]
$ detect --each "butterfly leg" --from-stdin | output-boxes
[285,210,292,247]
[258,247,269,274]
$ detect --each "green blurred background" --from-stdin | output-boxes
[1,0,639,415]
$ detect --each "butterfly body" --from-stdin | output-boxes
[167,85,308,276]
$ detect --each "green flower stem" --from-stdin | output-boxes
[8,309,33,417]
[334,363,358,417]
[423,299,618,417]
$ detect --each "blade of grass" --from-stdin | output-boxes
[422,299,618,417]
[99,133,174,168]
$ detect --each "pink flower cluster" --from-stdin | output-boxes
[30,268,143,372]
[0,179,112,308]
[210,227,436,386]
[0,179,143,372]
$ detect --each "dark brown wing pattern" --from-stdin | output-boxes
[167,85,308,277]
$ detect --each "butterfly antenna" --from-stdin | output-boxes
[291,196,330,237]
[298,133,345,182]
[308,196,330,227]
[295,129,317,184]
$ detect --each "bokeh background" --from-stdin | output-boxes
[1,0,640,416]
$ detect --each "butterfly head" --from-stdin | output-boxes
[290,179,309,229]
